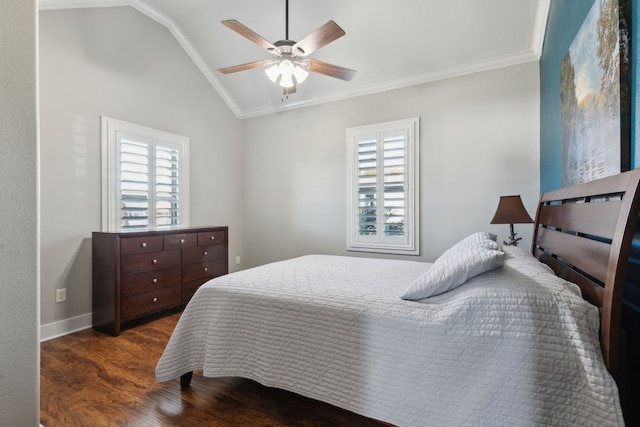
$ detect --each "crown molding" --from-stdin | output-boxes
[239,49,539,119]
[39,0,128,10]
[531,0,550,58]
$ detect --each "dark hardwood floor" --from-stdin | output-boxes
[41,310,388,426]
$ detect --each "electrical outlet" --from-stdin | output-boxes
[55,288,66,303]
[235,256,241,265]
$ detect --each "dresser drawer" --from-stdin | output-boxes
[164,233,197,250]
[121,286,181,322]
[121,250,180,275]
[198,230,226,246]
[121,236,163,255]
[121,267,181,297]
[182,277,213,302]
[182,244,226,264]
[182,259,226,283]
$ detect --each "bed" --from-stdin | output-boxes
[156,169,640,426]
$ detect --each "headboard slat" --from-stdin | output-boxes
[536,227,611,284]
[539,171,636,201]
[536,251,605,305]
[537,201,621,239]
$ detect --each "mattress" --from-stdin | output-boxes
[155,251,624,426]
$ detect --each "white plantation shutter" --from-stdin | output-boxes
[382,130,407,236]
[120,136,150,229]
[357,137,378,236]
[102,117,189,232]
[347,118,419,255]
[154,144,181,228]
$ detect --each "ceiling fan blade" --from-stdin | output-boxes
[292,20,345,56]
[307,59,356,81]
[218,60,272,74]
[222,20,277,52]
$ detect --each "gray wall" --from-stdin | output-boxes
[243,62,540,267]
[0,0,40,424]
[39,7,244,332]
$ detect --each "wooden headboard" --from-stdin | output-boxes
[532,169,640,383]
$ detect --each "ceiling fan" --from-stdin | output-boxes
[217,0,356,98]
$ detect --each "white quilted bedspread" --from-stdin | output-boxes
[155,253,624,426]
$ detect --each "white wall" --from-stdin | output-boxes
[39,7,244,332]
[243,62,540,267]
[0,0,40,424]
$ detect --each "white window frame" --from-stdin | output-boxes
[346,117,420,255]
[101,116,190,232]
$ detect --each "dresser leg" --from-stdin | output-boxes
[180,371,193,388]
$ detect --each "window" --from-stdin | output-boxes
[101,117,190,232]
[346,118,419,255]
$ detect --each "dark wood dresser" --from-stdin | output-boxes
[92,226,228,336]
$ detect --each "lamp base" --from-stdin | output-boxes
[503,236,522,246]
[502,224,521,246]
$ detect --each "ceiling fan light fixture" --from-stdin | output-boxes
[265,58,308,88]
[280,74,294,88]
[265,63,281,83]
[292,64,308,84]
[278,59,295,87]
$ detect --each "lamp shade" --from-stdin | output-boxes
[490,195,533,224]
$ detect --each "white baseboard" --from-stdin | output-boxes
[40,313,93,342]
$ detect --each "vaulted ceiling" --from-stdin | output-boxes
[39,0,549,118]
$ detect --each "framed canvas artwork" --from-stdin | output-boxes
[560,0,631,186]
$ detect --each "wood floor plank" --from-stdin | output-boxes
[41,311,388,426]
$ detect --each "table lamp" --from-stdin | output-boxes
[490,195,533,246]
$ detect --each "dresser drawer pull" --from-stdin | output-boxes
[152,278,158,284]
[203,267,208,272]
[180,239,185,244]
[153,297,158,303]
[203,251,208,256]
[141,242,147,248]
[210,236,215,241]
[152,259,158,265]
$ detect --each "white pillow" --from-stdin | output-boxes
[457,231,498,245]
[438,232,500,261]
[401,234,504,300]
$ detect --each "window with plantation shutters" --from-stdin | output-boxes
[346,118,419,255]
[102,117,190,232]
